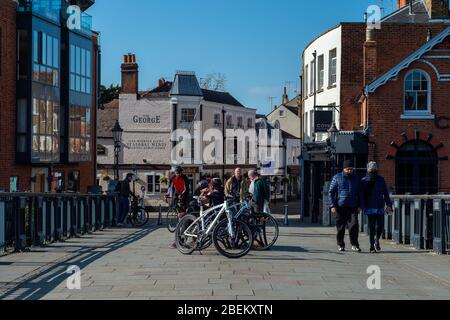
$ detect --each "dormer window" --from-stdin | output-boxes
[403,70,434,119]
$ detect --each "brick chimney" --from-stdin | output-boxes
[397,0,409,9]
[121,53,138,94]
[282,87,289,105]
[364,27,377,86]
[423,0,449,19]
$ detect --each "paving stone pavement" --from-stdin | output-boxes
[0,216,449,300]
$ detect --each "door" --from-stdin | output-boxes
[396,141,438,195]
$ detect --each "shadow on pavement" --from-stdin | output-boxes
[0,226,159,300]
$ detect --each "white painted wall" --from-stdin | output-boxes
[267,105,301,138]
[303,25,342,143]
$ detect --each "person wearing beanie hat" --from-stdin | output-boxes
[329,160,362,252]
[360,161,393,253]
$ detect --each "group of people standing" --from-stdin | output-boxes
[329,160,393,254]
[168,166,271,217]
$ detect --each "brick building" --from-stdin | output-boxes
[0,0,100,193]
[363,25,450,194]
[301,0,450,222]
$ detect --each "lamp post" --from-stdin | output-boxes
[112,120,123,182]
[328,122,339,178]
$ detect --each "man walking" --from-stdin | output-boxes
[248,170,269,213]
[329,160,362,252]
[117,173,136,227]
[225,167,249,202]
[360,162,393,253]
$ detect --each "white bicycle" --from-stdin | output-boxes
[175,196,254,259]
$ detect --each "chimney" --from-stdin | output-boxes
[397,0,409,9]
[364,27,377,86]
[282,87,289,105]
[423,0,449,19]
[121,53,138,94]
[158,78,166,87]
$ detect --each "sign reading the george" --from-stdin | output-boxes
[314,110,333,133]
[132,115,161,124]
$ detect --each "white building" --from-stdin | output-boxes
[97,56,257,194]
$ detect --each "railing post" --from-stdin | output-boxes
[16,196,27,251]
[412,199,424,250]
[402,199,411,245]
[0,197,5,255]
[433,199,445,254]
[35,196,44,246]
[393,199,402,244]
[101,196,106,229]
[445,200,450,254]
[284,205,289,226]
[62,197,68,239]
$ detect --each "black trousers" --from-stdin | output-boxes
[367,214,385,247]
[336,207,360,248]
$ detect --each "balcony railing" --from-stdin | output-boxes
[359,194,450,255]
[18,0,62,23]
[18,0,93,35]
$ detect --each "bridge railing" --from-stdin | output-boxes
[0,192,119,255]
[360,195,450,254]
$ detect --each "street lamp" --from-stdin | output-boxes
[112,120,123,181]
[328,122,339,177]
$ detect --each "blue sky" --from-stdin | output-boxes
[88,0,395,114]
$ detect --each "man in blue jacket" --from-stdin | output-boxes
[360,162,393,253]
[329,160,362,252]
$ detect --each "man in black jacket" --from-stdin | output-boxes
[117,173,136,227]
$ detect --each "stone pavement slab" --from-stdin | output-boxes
[0,217,449,300]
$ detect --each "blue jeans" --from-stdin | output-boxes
[118,196,129,224]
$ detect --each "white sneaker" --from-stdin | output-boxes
[352,246,362,252]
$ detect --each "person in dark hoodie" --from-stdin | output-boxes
[360,162,393,253]
[329,160,362,252]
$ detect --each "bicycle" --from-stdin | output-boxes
[176,197,253,259]
[226,193,279,251]
[127,187,151,227]
[165,194,183,233]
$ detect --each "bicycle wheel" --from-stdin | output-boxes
[213,219,253,259]
[167,207,179,233]
[132,207,150,227]
[251,214,279,250]
[175,215,200,255]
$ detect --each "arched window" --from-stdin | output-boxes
[404,70,431,116]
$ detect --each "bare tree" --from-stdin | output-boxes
[200,73,227,92]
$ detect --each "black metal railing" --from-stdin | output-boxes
[374,195,450,255]
[0,192,119,255]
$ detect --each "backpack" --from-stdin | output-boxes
[261,178,270,201]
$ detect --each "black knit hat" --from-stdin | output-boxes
[343,160,354,169]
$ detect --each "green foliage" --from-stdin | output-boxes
[100,84,121,105]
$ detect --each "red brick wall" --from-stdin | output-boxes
[340,23,450,132]
[0,0,32,191]
[367,56,450,193]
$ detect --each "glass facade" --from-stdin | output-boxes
[32,97,60,162]
[69,102,91,162]
[33,30,59,86]
[68,34,93,163]
[70,44,91,94]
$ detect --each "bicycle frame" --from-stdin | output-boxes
[183,199,240,239]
